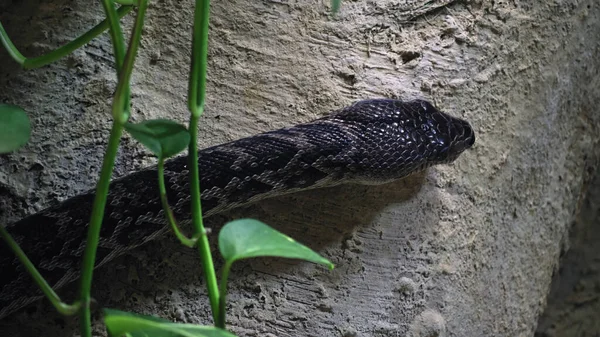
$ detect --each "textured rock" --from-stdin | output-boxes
[0,0,599,336]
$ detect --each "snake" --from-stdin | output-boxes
[0,98,475,319]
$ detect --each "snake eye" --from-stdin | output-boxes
[435,133,448,147]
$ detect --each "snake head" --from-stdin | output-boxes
[415,100,476,164]
[332,99,475,183]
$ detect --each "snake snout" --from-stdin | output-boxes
[454,118,475,146]
[444,117,475,161]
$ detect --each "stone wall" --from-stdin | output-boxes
[1,0,599,336]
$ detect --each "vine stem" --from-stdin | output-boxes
[0,226,81,316]
[0,6,132,69]
[188,113,220,323]
[158,158,199,248]
[78,123,124,337]
[100,1,127,73]
[216,261,233,328]
[78,1,148,336]
[0,22,25,64]
[188,0,221,324]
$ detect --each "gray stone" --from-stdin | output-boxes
[1,0,599,336]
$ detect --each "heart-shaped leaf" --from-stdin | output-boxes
[125,119,190,159]
[0,104,31,153]
[218,218,334,269]
[104,309,236,337]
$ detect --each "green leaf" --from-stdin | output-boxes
[0,104,31,153]
[331,0,342,14]
[104,309,237,337]
[125,119,190,158]
[218,219,334,269]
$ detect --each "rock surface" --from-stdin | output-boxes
[1,0,599,336]
[535,163,600,337]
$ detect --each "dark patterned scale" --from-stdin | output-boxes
[0,99,475,319]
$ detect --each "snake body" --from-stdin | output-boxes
[0,99,475,319]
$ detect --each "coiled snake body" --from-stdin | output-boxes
[0,99,475,319]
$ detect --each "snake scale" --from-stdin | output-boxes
[0,99,475,319]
